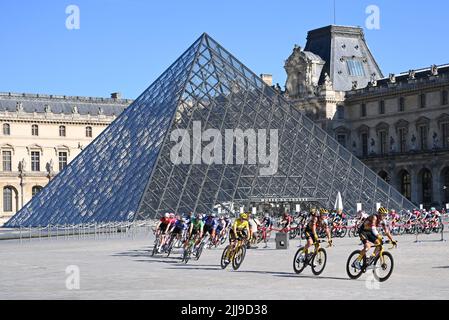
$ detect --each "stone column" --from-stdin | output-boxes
[432,166,442,206]
[410,166,419,206]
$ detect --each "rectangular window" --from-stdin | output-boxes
[442,123,449,149]
[2,151,12,172]
[399,97,405,112]
[419,126,428,151]
[337,106,344,120]
[31,151,40,172]
[379,100,385,114]
[361,104,367,117]
[32,125,39,136]
[361,133,368,157]
[442,90,448,105]
[58,152,68,171]
[347,59,365,76]
[420,94,426,108]
[398,128,407,153]
[379,131,387,155]
[337,134,346,148]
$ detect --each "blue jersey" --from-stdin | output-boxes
[204,216,218,229]
[174,219,187,230]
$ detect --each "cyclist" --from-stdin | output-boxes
[224,213,250,264]
[169,215,187,245]
[155,213,173,252]
[280,212,293,232]
[184,213,205,251]
[215,216,227,243]
[300,208,332,262]
[352,207,397,270]
[203,213,218,242]
[262,213,274,229]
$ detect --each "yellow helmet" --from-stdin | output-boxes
[240,213,248,220]
[377,207,388,216]
[319,208,329,215]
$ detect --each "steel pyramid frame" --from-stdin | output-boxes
[5,33,415,227]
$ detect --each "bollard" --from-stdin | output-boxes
[275,232,289,249]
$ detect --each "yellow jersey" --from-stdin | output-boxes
[232,219,249,231]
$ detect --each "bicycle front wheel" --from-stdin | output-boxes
[293,247,307,274]
[232,246,247,270]
[221,245,231,269]
[311,248,327,276]
[373,251,394,282]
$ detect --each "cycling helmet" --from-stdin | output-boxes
[377,207,388,216]
[240,213,248,220]
[181,218,186,223]
[264,213,270,218]
[164,213,170,218]
[211,213,216,218]
[319,208,329,215]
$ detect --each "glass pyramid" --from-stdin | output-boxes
[5,34,415,227]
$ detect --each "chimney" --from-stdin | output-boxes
[111,92,121,99]
[260,74,273,86]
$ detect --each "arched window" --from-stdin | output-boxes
[420,169,433,205]
[3,186,13,212]
[86,126,92,138]
[399,170,411,200]
[32,124,39,136]
[378,171,390,184]
[3,123,10,135]
[59,125,66,137]
[32,186,43,197]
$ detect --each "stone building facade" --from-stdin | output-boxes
[284,25,449,209]
[0,92,131,225]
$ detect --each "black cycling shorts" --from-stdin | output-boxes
[360,229,378,244]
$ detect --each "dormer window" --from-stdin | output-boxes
[347,59,365,76]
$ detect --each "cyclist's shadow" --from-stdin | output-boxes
[233,269,353,282]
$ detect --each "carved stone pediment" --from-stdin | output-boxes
[395,119,409,131]
[375,122,390,133]
[357,124,370,134]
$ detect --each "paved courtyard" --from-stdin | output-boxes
[1,230,449,300]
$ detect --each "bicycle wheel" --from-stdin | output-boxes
[182,248,191,264]
[289,229,297,240]
[151,238,159,257]
[221,245,231,269]
[220,234,227,245]
[293,247,308,274]
[346,250,366,280]
[232,245,247,270]
[311,248,327,276]
[195,242,205,261]
[373,251,394,282]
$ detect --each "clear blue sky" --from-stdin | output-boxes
[0,0,448,99]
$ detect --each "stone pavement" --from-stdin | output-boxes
[0,230,448,300]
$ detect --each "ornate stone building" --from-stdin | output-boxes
[284,25,449,209]
[0,92,131,225]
